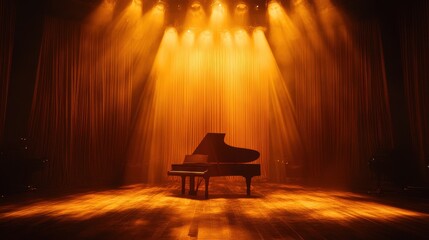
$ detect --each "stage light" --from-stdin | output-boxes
[268,0,282,18]
[133,0,143,6]
[234,28,250,46]
[183,0,206,31]
[211,0,226,14]
[220,31,233,47]
[155,0,167,12]
[233,1,249,27]
[165,27,178,36]
[253,26,265,35]
[84,0,116,30]
[214,1,222,8]
[189,1,204,18]
[293,0,304,6]
[235,2,248,13]
[210,0,228,29]
[156,27,178,66]
[199,30,214,47]
[182,29,196,47]
[164,27,179,46]
[190,1,203,12]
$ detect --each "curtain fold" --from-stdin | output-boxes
[29,17,133,187]
[0,0,16,144]
[268,1,393,187]
[29,2,165,187]
[27,0,429,188]
[400,1,429,184]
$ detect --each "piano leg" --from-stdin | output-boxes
[204,177,210,199]
[181,176,186,194]
[245,176,252,196]
[189,176,196,195]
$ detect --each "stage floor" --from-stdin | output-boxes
[1,180,429,239]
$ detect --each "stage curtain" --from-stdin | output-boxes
[399,1,429,184]
[28,0,429,188]
[269,1,393,187]
[29,17,133,187]
[0,0,15,144]
[29,0,165,187]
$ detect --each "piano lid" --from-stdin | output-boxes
[192,133,260,163]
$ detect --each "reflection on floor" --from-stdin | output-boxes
[1,180,429,239]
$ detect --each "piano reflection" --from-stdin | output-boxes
[168,133,260,199]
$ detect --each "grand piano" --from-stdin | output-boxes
[168,133,260,199]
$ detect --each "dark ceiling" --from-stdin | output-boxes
[14,0,404,22]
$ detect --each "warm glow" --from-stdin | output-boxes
[27,0,397,189]
[263,189,424,221]
[0,186,159,220]
[268,0,299,40]
[0,184,425,222]
[163,27,179,45]
[133,0,143,7]
[127,0,302,182]
[137,25,273,182]
[155,1,166,12]
[185,1,206,29]
[199,30,214,47]
[234,28,250,46]
[236,3,248,12]
[83,0,115,30]
[268,1,283,18]
[191,1,202,11]
[220,31,233,47]
[265,0,383,183]
[182,29,196,47]
[125,0,311,183]
[234,2,249,26]
[210,0,229,29]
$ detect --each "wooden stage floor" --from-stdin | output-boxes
[1,180,429,239]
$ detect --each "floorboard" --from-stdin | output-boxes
[1,179,429,239]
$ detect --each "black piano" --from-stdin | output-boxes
[168,133,260,199]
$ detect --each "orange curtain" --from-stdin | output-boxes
[0,0,15,144]
[29,1,165,187]
[400,1,429,184]
[29,17,133,187]
[268,1,393,187]
[28,0,429,188]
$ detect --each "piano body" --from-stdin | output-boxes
[168,133,260,199]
